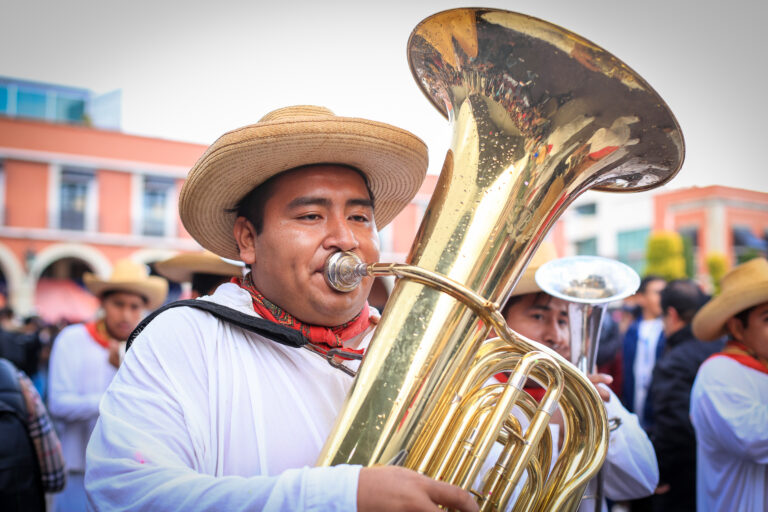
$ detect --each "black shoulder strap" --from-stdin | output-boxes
[126,300,308,351]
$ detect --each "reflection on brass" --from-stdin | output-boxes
[317,8,683,511]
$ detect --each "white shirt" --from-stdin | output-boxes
[48,323,118,472]
[690,356,768,511]
[579,387,659,512]
[85,283,366,511]
[633,317,663,422]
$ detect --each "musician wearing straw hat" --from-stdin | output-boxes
[85,106,478,512]
[498,242,659,512]
[48,259,167,511]
[689,257,768,511]
[154,250,244,298]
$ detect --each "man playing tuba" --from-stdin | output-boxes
[85,106,478,512]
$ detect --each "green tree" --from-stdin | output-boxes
[705,252,728,295]
[644,231,686,280]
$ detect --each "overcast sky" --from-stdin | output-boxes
[3,0,767,193]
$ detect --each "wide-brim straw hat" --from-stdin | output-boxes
[179,105,429,260]
[692,257,768,341]
[508,242,559,297]
[84,259,168,310]
[154,251,244,283]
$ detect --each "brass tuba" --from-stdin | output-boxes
[318,8,683,511]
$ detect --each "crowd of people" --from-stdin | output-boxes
[0,106,765,511]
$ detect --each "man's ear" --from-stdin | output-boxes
[725,316,745,342]
[233,216,258,265]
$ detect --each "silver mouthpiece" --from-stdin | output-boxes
[323,251,369,292]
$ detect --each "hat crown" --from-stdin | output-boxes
[720,257,768,295]
[259,105,335,123]
[109,259,151,282]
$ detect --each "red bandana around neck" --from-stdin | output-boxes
[85,320,111,349]
[711,340,768,375]
[235,274,372,358]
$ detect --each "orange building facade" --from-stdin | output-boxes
[653,185,768,274]
[0,115,437,321]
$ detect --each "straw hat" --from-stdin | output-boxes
[692,257,768,341]
[509,242,559,297]
[154,251,244,283]
[179,105,429,260]
[84,259,168,310]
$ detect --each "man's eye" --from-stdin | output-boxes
[350,214,370,222]
[530,313,544,321]
[299,214,321,220]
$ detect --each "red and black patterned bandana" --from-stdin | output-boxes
[235,274,371,358]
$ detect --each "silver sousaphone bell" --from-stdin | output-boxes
[535,256,640,375]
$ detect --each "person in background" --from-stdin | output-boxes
[154,250,244,298]
[621,275,666,429]
[648,279,722,511]
[499,242,659,512]
[48,259,167,511]
[0,357,66,511]
[690,257,768,511]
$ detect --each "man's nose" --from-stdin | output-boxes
[324,216,358,252]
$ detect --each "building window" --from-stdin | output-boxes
[55,96,86,123]
[617,228,650,274]
[142,176,176,237]
[733,226,767,263]
[575,237,598,256]
[16,88,47,119]
[574,203,597,215]
[60,169,94,230]
[0,85,8,114]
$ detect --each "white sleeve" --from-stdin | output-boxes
[48,326,102,422]
[85,314,360,511]
[600,386,659,500]
[690,359,768,463]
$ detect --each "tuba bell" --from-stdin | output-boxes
[318,8,683,511]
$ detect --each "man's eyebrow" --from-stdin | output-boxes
[285,197,374,209]
[347,198,374,209]
[286,196,330,209]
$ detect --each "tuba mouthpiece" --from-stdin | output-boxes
[323,251,368,292]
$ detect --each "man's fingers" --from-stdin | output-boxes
[423,478,479,512]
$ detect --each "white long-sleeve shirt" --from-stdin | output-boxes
[579,387,659,512]
[85,283,366,511]
[48,323,117,472]
[690,355,768,511]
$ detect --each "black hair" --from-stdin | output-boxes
[734,305,757,328]
[191,273,233,297]
[229,164,375,235]
[660,279,707,324]
[101,290,149,306]
[502,291,552,317]
[639,274,665,293]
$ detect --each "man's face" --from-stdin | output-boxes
[102,292,145,341]
[732,301,768,360]
[504,293,570,359]
[640,279,665,319]
[243,165,380,326]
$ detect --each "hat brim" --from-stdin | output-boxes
[154,253,243,283]
[84,274,168,310]
[179,116,428,260]
[692,279,768,341]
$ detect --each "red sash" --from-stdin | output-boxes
[85,320,110,349]
[709,340,768,375]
